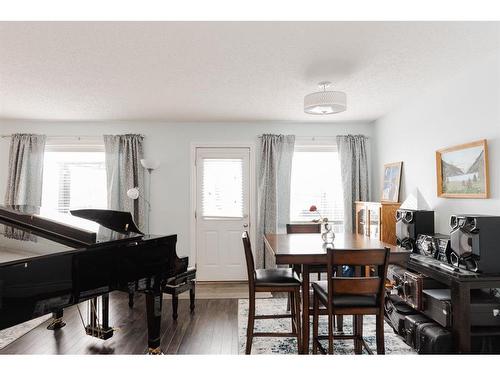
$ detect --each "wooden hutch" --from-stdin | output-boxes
[355,201,401,245]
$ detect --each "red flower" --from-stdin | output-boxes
[309,205,317,212]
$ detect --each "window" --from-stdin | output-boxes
[290,143,344,232]
[202,158,244,218]
[41,139,107,214]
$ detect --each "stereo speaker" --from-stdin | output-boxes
[396,209,435,250]
[449,215,500,273]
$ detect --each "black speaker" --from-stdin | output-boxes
[395,209,435,250]
[449,215,500,273]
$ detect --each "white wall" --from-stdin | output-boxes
[372,52,500,234]
[0,120,373,264]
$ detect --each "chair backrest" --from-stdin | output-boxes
[326,248,390,310]
[286,223,321,234]
[241,231,255,285]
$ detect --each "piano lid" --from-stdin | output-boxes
[0,205,143,247]
[0,221,79,265]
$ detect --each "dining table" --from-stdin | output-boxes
[263,232,411,354]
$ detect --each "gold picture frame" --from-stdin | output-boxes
[436,139,489,199]
[381,161,403,203]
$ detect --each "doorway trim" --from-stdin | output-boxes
[189,142,256,276]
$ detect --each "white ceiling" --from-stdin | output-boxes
[0,22,498,123]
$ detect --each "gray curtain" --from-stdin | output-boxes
[103,134,145,230]
[4,134,46,206]
[336,134,369,233]
[257,134,295,269]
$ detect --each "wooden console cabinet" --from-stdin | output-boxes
[355,201,401,245]
[407,256,500,353]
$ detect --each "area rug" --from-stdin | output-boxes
[238,298,415,355]
[0,314,51,350]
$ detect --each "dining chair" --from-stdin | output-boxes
[286,223,323,278]
[285,223,348,340]
[285,223,321,234]
[242,231,302,354]
[312,248,390,354]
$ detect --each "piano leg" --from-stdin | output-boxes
[47,309,66,330]
[189,283,195,312]
[146,291,163,354]
[128,282,135,308]
[172,294,179,320]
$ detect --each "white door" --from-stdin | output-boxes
[195,147,250,281]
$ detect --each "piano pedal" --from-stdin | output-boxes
[46,317,66,330]
[85,325,114,340]
[47,310,66,330]
[147,346,164,355]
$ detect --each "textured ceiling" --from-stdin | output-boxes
[0,22,498,122]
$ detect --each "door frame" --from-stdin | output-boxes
[189,142,256,277]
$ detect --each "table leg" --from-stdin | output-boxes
[451,281,471,353]
[301,264,310,354]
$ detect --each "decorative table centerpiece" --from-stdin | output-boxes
[309,205,335,244]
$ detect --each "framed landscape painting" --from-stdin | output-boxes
[436,139,489,198]
[381,161,403,203]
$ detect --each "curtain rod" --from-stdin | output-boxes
[257,135,369,139]
[0,134,145,139]
[0,135,99,138]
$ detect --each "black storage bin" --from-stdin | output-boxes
[415,322,453,354]
[404,314,432,348]
[423,289,452,328]
[385,294,418,336]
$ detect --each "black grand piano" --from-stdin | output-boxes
[0,205,188,354]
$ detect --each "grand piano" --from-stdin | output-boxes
[0,205,188,354]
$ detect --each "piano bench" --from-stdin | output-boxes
[128,268,196,320]
[162,267,196,320]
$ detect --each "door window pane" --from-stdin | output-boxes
[202,158,243,218]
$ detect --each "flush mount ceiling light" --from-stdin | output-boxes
[304,81,347,115]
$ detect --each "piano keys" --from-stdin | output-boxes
[0,205,188,354]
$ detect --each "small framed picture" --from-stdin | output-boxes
[436,139,489,198]
[381,162,403,203]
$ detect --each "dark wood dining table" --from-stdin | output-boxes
[264,232,410,354]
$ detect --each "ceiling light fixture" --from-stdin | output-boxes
[304,81,346,115]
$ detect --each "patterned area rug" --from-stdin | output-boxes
[0,314,51,350]
[238,298,415,355]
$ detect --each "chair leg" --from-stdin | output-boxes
[335,315,344,333]
[172,294,179,320]
[376,313,385,354]
[290,292,296,334]
[354,315,363,354]
[295,288,303,353]
[189,284,195,312]
[245,294,255,355]
[327,310,334,354]
[312,292,319,354]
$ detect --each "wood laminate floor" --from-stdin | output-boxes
[0,290,240,355]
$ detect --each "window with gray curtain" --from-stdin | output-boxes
[257,134,295,269]
[103,134,145,230]
[4,133,46,206]
[336,134,369,233]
